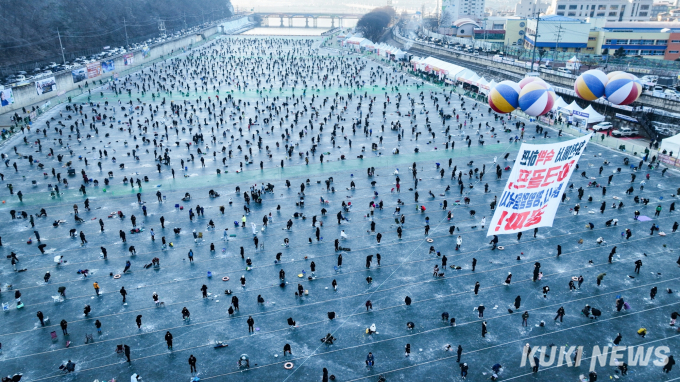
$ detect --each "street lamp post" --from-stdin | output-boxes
[530,12,541,73]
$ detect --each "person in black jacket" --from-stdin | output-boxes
[247,316,255,333]
[188,354,197,373]
[165,331,173,349]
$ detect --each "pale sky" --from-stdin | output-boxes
[231,0,519,16]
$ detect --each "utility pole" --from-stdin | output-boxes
[554,22,563,61]
[183,12,188,30]
[123,18,129,47]
[57,28,66,65]
[530,11,541,72]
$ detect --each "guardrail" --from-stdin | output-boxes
[515,109,661,160]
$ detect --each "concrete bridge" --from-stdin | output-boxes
[254,13,365,28]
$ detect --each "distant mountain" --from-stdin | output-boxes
[0,0,232,69]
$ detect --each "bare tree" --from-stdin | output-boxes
[422,16,439,31]
[581,56,599,71]
[356,7,395,42]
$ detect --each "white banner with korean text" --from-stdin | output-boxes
[487,134,592,236]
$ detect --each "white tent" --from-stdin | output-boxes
[420,57,469,78]
[566,101,584,113]
[421,57,447,71]
[345,36,365,45]
[345,37,372,50]
[467,74,481,85]
[583,105,605,124]
[409,56,477,84]
[566,56,581,70]
[553,97,569,111]
[392,49,407,60]
[457,71,476,82]
[481,79,497,95]
[660,133,680,156]
[360,39,373,48]
[374,43,388,54]
[411,57,428,71]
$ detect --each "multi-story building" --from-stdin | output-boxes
[504,18,530,46]
[470,16,529,46]
[460,0,487,20]
[440,13,680,60]
[441,0,486,24]
[651,1,674,18]
[514,0,549,17]
[655,10,680,21]
[588,20,680,59]
[546,0,654,21]
[523,15,591,52]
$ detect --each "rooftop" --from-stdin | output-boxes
[453,18,482,27]
[536,15,585,22]
[603,21,680,30]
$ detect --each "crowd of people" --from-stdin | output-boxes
[0,34,678,382]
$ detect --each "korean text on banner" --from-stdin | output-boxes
[87,62,101,78]
[487,134,592,236]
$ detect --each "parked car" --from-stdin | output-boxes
[656,127,674,136]
[611,127,638,137]
[664,89,679,97]
[557,68,572,74]
[592,122,613,131]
